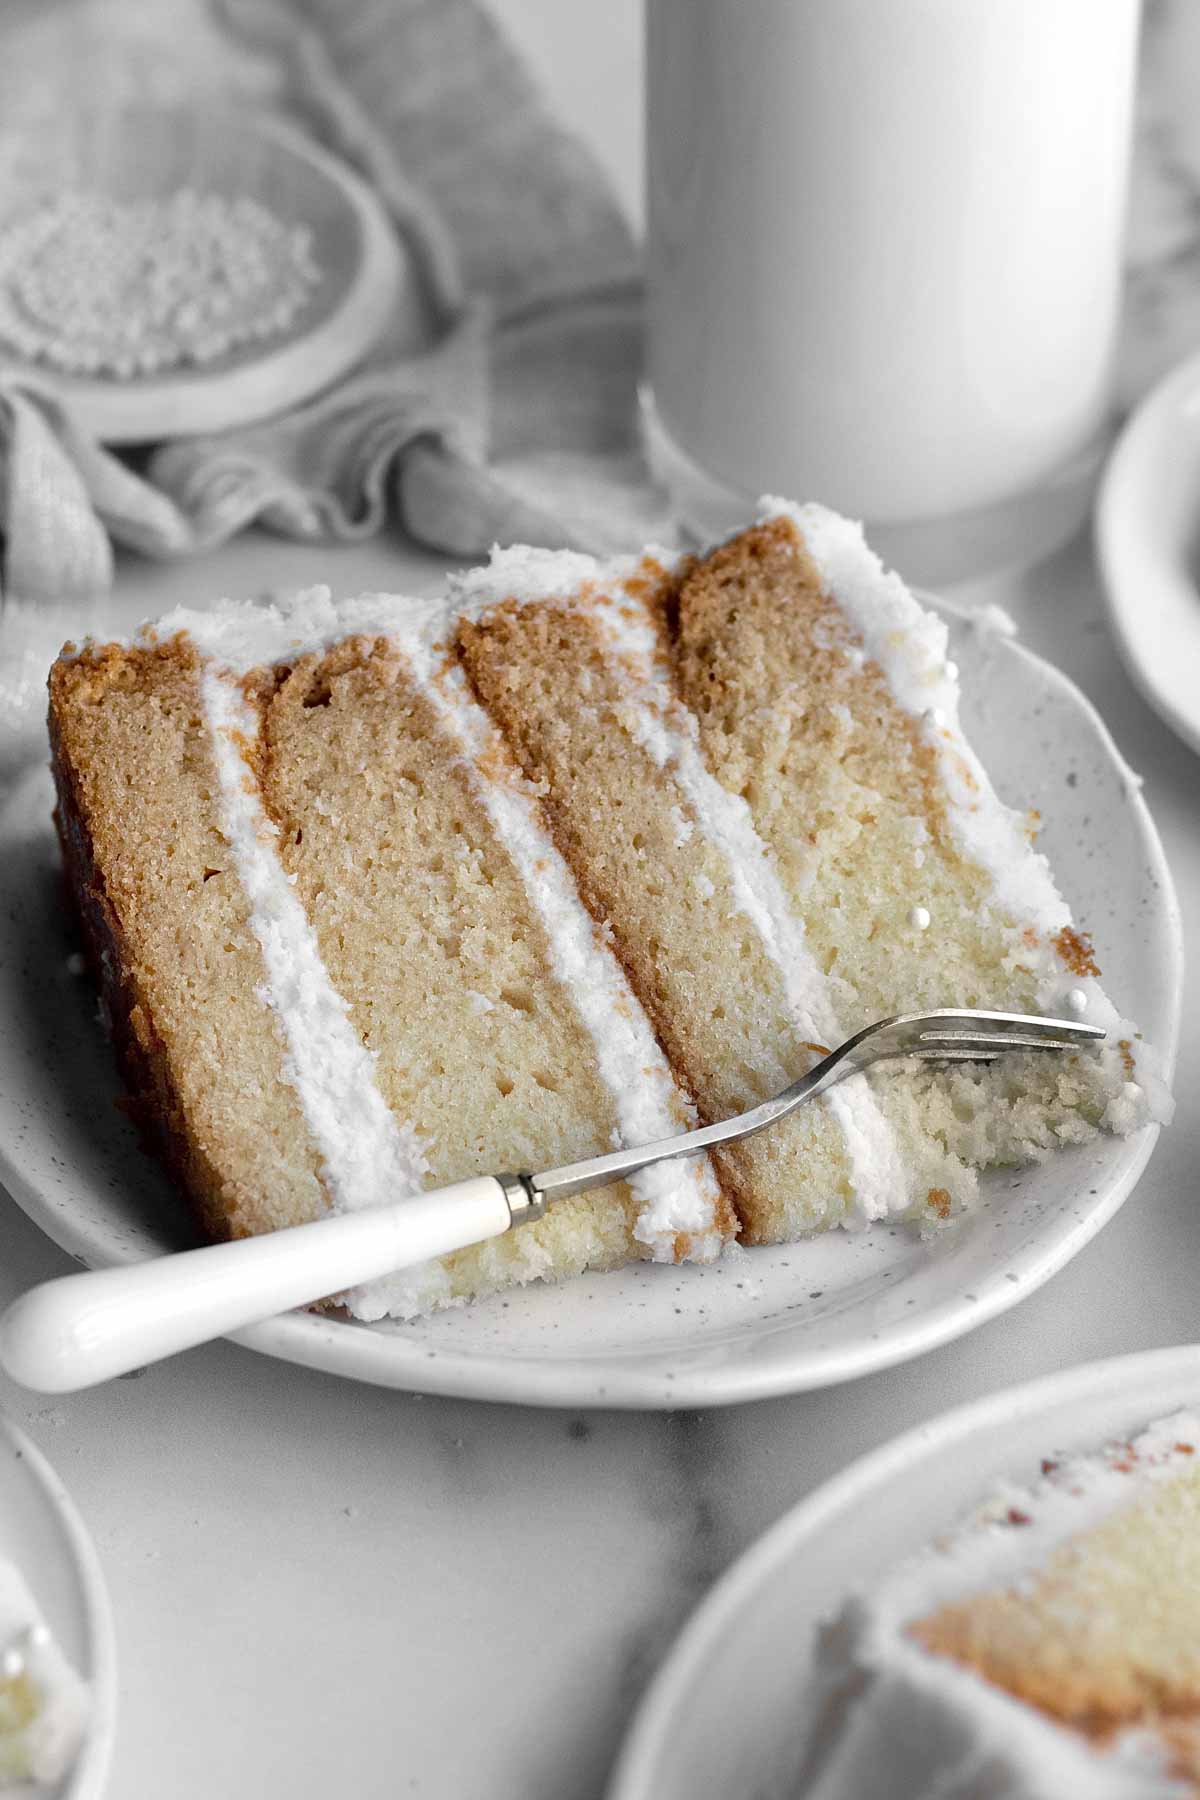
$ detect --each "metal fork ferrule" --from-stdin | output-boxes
[498,1173,546,1229]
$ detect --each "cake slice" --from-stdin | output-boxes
[50,592,729,1319]
[803,1411,1200,1797]
[47,500,1167,1316]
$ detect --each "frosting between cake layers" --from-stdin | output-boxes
[579,571,910,1226]
[399,605,725,1261]
[800,1412,1200,1800]
[199,662,448,1318]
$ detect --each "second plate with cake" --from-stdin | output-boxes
[610,1343,1200,1798]
[0,557,1180,1405]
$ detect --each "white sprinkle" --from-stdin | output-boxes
[1066,988,1088,1014]
[923,707,946,730]
[909,906,931,931]
[0,188,322,378]
[2,1647,24,1679]
[944,660,959,681]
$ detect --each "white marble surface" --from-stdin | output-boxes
[0,6,1199,1798]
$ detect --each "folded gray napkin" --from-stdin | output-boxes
[0,0,671,603]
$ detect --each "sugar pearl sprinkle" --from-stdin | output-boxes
[0,188,322,378]
[908,906,931,931]
[1066,987,1088,1014]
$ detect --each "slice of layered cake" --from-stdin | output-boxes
[802,1412,1200,1796]
[48,501,1168,1316]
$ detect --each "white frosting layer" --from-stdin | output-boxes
[200,665,445,1319]
[761,498,1172,1125]
[576,568,908,1225]
[803,1412,1200,1799]
[0,1557,90,1785]
[399,612,724,1262]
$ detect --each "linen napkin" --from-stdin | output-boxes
[0,0,671,604]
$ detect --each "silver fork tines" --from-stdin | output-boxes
[529,1009,1106,1206]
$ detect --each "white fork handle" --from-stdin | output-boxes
[0,1176,513,1394]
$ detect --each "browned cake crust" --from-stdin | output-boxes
[51,644,229,1245]
[49,640,329,1248]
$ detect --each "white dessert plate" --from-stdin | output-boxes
[0,107,414,444]
[0,600,1181,1408]
[1097,345,1200,757]
[608,1342,1200,1800]
[0,1414,116,1799]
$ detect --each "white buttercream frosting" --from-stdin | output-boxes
[399,608,725,1263]
[801,1412,1200,1800]
[200,665,444,1318]
[577,565,908,1225]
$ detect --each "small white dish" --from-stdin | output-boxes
[0,600,1181,1408]
[609,1343,1200,1800]
[0,107,413,444]
[0,1415,116,1799]
[1097,346,1200,757]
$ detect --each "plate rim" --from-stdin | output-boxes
[0,599,1183,1409]
[607,1341,1200,1799]
[0,1414,118,1800]
[1097,344,1200,757]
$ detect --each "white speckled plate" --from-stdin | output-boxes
[1097,345,1200,758]
[609,1344,1200,1800]
[0,601,1181,1407]
[0,1414,116,1799]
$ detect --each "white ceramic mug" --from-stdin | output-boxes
[644,0,1141,580]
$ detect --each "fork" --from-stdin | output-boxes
[0,1010,1103,1393]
